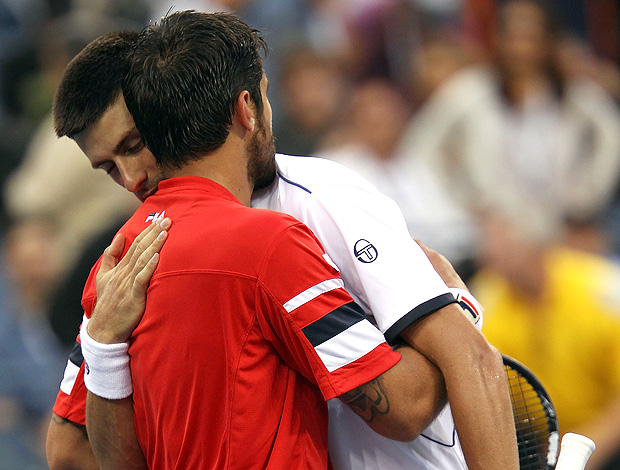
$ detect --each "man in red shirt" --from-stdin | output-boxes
[80,176,406,469]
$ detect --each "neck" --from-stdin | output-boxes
[506,74,550,106]
[164,135,253,206]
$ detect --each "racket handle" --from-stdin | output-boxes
[555,433,596,470]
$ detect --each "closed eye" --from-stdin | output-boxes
[124,134,145,155]
[98,162,117,175]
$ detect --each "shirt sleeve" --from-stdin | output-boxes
[52,327,88,425]
[256,222,401,401]
[52,264,100,426]
[302,172,456,344]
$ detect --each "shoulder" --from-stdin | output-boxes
[565,79,620,120]
[276,154,368,185]
[432,65,498,105]
[275,153,379,195]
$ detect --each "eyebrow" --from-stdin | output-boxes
[114,126,139,154]
[89,126,138,170]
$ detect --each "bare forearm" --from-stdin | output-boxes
[340,345,447,441]
[401,305,518,470]
[46,413,99,470]
[442,343,516,470]
[386,345,448,437]
[86,393,146,470]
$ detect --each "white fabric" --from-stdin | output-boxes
[59,359,80,396]
[328,401,467,470]
[283,278,345,312]
[253,154,452,335]
[252,154,474,469]
[316,320,388,373]
[449,287,483,328]
[320,143,477,264]
[80,317,133,400]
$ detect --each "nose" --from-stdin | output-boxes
[117,161,146,194]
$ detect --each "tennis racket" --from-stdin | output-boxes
[503,354,560,469]
[503,355,596,470]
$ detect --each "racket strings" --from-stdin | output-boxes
[505,364,551,470]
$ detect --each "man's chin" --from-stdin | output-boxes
[137,188,158,202]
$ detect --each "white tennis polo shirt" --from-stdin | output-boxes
[252,154,473,469]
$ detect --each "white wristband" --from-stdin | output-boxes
[80,318,133,399]
[449,288,483,326]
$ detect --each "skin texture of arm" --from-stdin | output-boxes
[412,239,519,469]
[401,304,518,470]
[339,345,446,442]
[46,414,99,470]
[86,395,145,470]
[415,239,468,290]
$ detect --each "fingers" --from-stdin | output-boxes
[414,238,437,258]
[414,238,446,265]
[133,252,160,296]
[127,218,169,288]
[99,233,126,276]
[132,228,167,278]
[120,218,170,269]
[96,218,170,301]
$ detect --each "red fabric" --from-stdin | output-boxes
[53,176,399,469]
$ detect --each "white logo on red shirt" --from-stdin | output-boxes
[145,210,166,223]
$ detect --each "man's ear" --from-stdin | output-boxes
[234,90,257,133]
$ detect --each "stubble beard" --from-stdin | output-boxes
[247,117,277,191]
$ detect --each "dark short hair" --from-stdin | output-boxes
[123,11,267,169]
[53,31,139,138]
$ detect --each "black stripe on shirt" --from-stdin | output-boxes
[277,171,312,194]
[384,293,457,346]
[69,340,84,367]
[302,301,366,347]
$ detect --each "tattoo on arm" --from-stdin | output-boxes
[51,414,88,435]
[51,414,70,426]
[340,377,390,423]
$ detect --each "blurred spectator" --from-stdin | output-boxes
[473,208,620,470]
[0,3,616,465]
[400,0,620,254]
[557,34,620,104]
[3,10,142,344]
[276,47,350,156]
[0,217,67,469]
[405,32,475,108]
[0,0,50,223]
[47,219,128,346]
[73,0,149,23]
[462,0,496,52]
[319,79,477,268]
[146,0,352,132]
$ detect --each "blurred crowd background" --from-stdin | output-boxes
[0,0,619,468]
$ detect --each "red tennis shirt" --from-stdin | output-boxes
[54,176,400,469]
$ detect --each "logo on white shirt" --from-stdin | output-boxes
[354,239,378,263]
